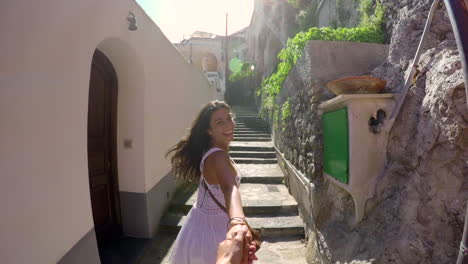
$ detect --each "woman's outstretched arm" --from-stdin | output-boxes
[207,151,244,219]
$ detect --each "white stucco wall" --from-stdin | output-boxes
[0,0,214,263]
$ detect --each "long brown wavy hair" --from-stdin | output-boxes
[166,101,231,182]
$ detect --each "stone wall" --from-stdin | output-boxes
[246,0,361,105]
[268,1,468,263]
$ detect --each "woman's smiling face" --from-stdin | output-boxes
[207,107,235,146]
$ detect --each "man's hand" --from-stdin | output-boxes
[216,225,248,264]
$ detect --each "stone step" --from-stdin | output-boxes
[235,121,267,125]
[168,184,298,216]
[234,129,268,133]
[235,122,268,126]
[235,126,269,130]
[230,151,276,159]
[138,231,307,264]
[231,109,257,113]
[236,121,267,125]
[235,134,270,138]
[233,157,277,164]
[233,137,271,142]
[234,130,269,133]
[230,146,275,152]
[234,115,263,120]
[235,122,265,125]
[230,141,275,151]
[234,111,259,117]
[241,175,283,184]
[234,128,270,133]
[236,163,284,176]
[237,164,284,184]
[160,214,304,237]
[234,133,271,137]
[234,131,271,137]
[235,126,268,130]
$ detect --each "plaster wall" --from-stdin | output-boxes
[0,0,214,263]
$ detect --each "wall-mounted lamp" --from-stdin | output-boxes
[127,12,137,31]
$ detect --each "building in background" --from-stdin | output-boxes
[174,31,226,100]
[174,27,250,101]
[227,27,249,63]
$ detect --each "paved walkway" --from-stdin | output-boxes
[138,106,307,264]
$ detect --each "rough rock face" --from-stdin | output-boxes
[247,0,360,93]
[365,1,468,262]
[257,1,467,263]
[247,0,297,87]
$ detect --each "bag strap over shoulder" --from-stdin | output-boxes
[201,180,228,213]
[203,180,262,250]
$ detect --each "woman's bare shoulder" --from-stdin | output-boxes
[204,150,230,169]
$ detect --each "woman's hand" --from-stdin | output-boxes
[217,225,248,264]
[247,241,258,264]
[226,224,257,264]
[243,237,258,264]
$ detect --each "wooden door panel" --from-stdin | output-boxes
[91,184,112,229]
[88,69,107,137]
[88,50,121,243]
[88,139,108,174]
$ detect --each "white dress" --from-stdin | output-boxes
[170,147,241,264]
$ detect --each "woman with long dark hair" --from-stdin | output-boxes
[167,101,256,264]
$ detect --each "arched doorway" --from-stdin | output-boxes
[87,49,122,246]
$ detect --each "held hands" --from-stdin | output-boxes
[217,224,258,264]
[228,218,258,263]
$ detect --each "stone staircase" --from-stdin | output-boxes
[138,106,307,264]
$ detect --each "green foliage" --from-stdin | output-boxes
[257,0,386,117]
[273,107,280,130]
[281,100,292,122]
[359,0,374,20]
[287,0,304,9]
[228,62,254,82]
[257,26,384,112]
[359,0,385,31]
[280,100,292,131]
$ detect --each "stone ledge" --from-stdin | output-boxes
[160,214,305,237]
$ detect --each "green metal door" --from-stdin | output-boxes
[322,108,349,184]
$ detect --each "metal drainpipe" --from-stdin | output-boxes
[386,0,441,130]
[443,0,468,262]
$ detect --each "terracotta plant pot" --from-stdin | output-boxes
[326,76,387,95]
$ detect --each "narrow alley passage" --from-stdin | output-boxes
[138,106,307,264]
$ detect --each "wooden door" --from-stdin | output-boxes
[87,50,121,243]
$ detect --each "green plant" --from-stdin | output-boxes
[281,100,292,121]
[229,62,254,82]
[280,100,292,131]
[273,107,280,130]
[287,0,303,9]
[359,0,385,31]
[257,0,385,117]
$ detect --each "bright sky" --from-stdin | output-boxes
[136,0,254,43]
